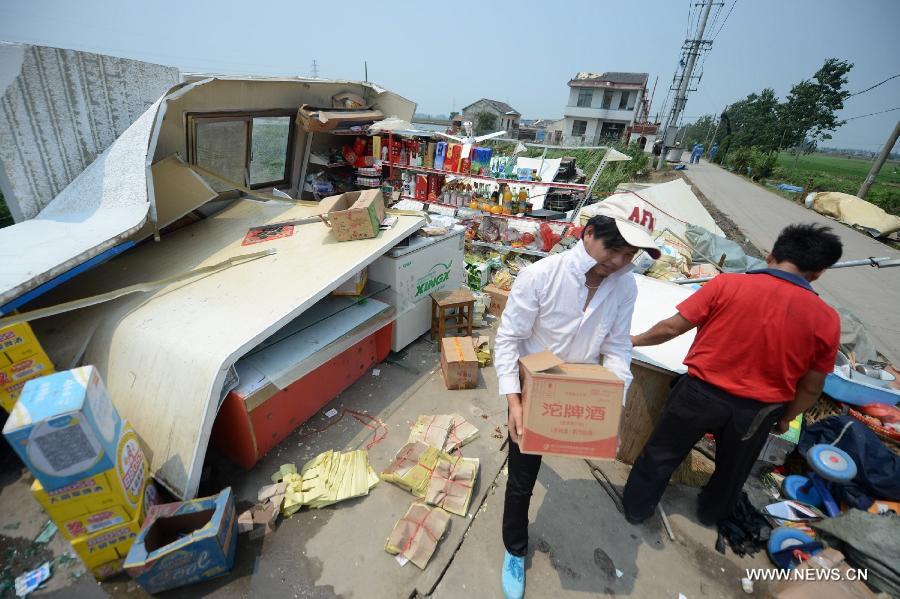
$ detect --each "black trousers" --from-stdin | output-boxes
[502,436,542,557]
[623,375,784,523]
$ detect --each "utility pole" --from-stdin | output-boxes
[707,104,727,148]
[858,120,900,199]
[310,59,319,78]
[656,0,715,170]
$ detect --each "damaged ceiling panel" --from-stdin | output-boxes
[0,42,180,221]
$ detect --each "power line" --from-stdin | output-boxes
[848,74,900,97]
[710,0,737,41]
[844,106,900,121]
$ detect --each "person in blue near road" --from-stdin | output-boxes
[690,142,704,164]
[708,142,719,162]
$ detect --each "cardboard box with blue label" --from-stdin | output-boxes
[124,487,238,594]
[32,421,152,540]
[3,366,123,491]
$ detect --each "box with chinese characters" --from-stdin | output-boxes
[518,351,623,459]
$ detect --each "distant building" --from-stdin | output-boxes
[461,99,521,135]
[562,72,649,145]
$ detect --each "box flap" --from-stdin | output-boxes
[556,363,623,383]
[441,337,477,362]
[519,351,564,373]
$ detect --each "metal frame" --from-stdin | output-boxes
[186,109,297,189]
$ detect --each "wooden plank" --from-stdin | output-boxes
[38,198,424,499]
[618,362,674,464]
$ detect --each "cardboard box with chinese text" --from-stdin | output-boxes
[32,421,151,540]
[319,189,386,241]
[0,322,55,412]
[518,351,623,459]
[440,337,479,390]
[69,479,160,577]
[483,284,510,318]
[3,366,124,491]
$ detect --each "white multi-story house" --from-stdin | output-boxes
[561,72,649,145]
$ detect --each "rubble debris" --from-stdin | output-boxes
[33,521,57,544]
[14,562,51,598]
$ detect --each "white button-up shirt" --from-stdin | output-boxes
[494,240,637,400]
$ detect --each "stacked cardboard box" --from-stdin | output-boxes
[0,322,55,412]
[2,366,156,579]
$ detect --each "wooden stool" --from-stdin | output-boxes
[430,288,475,341]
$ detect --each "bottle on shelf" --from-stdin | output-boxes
[518,187,528,214]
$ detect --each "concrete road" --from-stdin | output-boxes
[684,161,900,365]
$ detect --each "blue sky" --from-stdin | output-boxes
[2,0,898,151]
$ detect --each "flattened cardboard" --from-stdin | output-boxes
[296,104,384,133]
[482,284,510,317]
[319,189,386,242]
[518,351,624,459]
[440,337,479,390]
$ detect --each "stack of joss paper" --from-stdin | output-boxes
[272,450,379,516]
[407,413,479,453]
[381,441,479,517]
[384,502,451,569]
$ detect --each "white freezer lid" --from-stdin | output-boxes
[383,226,465,258]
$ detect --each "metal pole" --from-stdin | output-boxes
[671,256,900,284]
[858,120,900,199]
[656,0,715,170]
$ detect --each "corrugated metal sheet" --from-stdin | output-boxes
[0,43,179,221]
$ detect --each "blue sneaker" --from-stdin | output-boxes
[502,550,525,599]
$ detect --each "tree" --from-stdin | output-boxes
[725,88,782,152]
[779,58,853,154]
[473,111,498,135]
[449,111,459,118]
[677,114,716,147]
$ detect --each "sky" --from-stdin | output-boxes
[1,0,898,152]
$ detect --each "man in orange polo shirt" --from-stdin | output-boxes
[623,223,843,525]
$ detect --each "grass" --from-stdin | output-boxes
[0,190,12,228]
[772,152,900,215]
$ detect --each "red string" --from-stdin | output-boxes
[399,509,440,554]
[296,408,388,450]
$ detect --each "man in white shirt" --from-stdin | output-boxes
[495,195,661,599]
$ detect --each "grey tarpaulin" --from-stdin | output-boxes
[812,510,900,596]
[685,225,766,272]
[836,306,879,363]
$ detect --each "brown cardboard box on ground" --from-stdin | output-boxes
[483,284,510,318]
[319,189,386,241]
[440,337,479,390]
[773,548,877,598]
[518,351,624,459]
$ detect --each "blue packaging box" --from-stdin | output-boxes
[2,366,123,491]
[124,487,238,594]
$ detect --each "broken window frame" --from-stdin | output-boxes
[186,109,296,190]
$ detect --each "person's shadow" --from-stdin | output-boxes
[527,460,665,596]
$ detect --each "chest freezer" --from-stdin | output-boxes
[368,227,466,352]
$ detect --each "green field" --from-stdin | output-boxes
[774,152,900,214]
